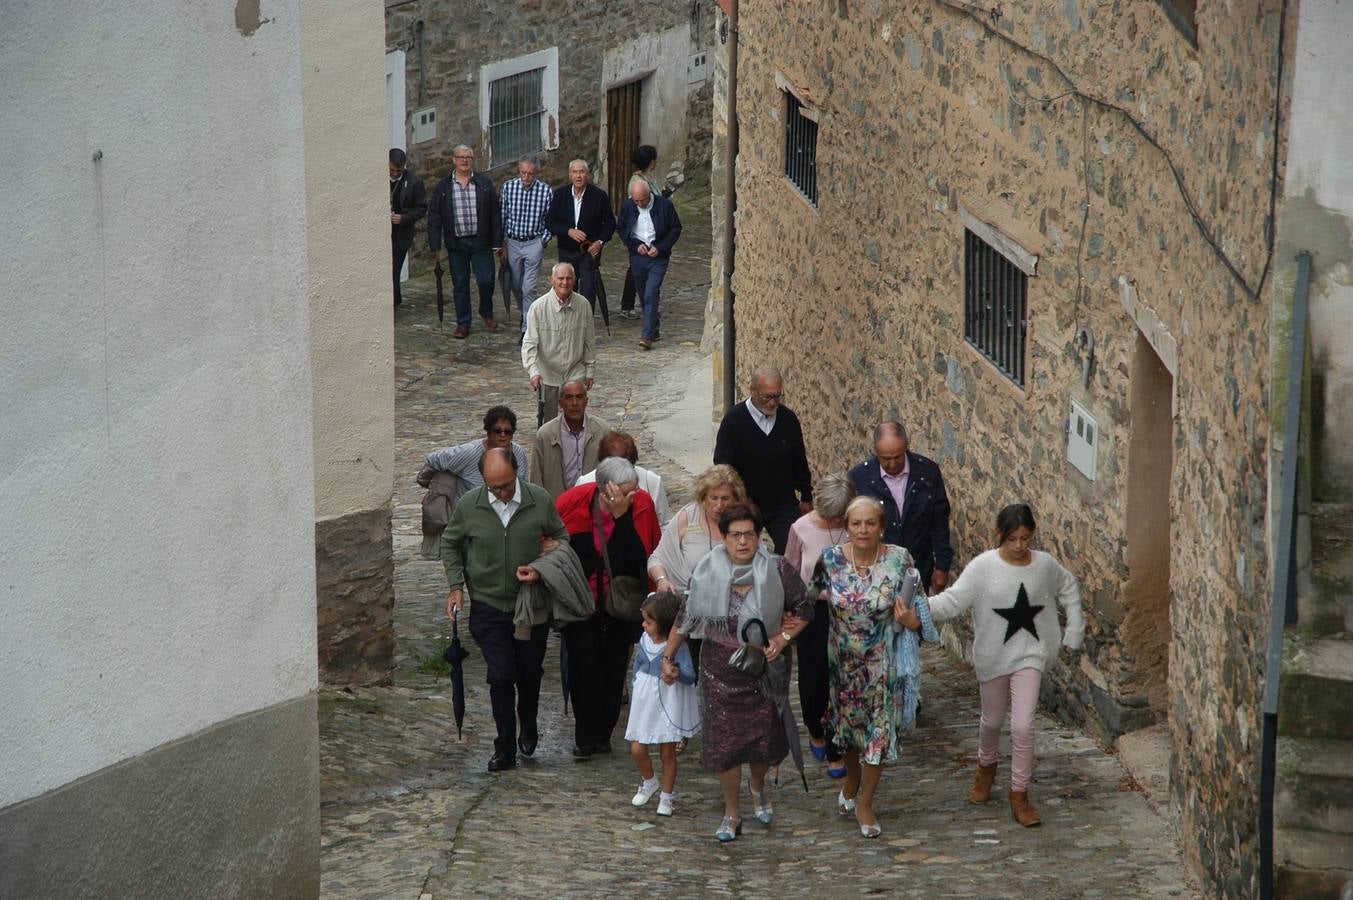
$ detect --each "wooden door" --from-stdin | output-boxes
[606,80,642,211]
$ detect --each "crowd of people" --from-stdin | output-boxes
[421,359,1086,841]
[389,143,680,379]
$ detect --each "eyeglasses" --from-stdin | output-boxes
[726,530,759,542]
[486,480,515,495]
[490,427,515,436]
[756,392,783,402]
[454,154,473,160]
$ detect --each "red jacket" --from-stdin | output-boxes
[556,483,662,605]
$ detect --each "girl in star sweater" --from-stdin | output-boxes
[927,503,1084,827]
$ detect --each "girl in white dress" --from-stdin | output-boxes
[625,591,700,816]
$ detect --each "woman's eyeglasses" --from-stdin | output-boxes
[726,530,758,542]
[490,427,515,436]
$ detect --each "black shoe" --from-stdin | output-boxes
[487,750,517,772]
[572,744,593,760]
[590,741,612,755]
[518,731,538,758]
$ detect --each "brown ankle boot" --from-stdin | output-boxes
[969,762,998,804]
[1009,790,1041,827]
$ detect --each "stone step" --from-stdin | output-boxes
[1277,737,1353,834]
[1275,827,1353,897]
[1304,503,1353,637]
[1279,634,1353,741]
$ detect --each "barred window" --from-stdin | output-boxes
[489,68,544,164]
[784,93,818,206]
[964,228,1028,387]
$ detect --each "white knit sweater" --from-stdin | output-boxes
[927,549,1084,682]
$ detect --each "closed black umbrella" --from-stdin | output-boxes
[765,653,809,793]
[498,255,516,322]
[560,639,570,716]
[442,608,470,739]
[578,245,610,335]
[433,259,446,323]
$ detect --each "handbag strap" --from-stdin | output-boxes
[740,617,768,646]
[593,493,618,603]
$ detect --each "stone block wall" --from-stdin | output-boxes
[721,0,1286,893]
[386,1,716,218]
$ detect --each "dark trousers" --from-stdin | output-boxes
[468,601,548,758]
[559,248,602,309]
[561,612,641,749]
[620,266,636,311]
[392,231,413,306]
[797,599,842,759]
[450,236,496,329]
[631,253,669,340]
[761,501,800,555]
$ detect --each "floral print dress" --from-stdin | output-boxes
[816,543,931,765]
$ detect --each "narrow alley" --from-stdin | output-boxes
[316,181,1199,899]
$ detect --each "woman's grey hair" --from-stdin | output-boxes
[595,456,637,490]
[814,471,856,519]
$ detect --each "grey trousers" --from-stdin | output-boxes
[507,236,545,332]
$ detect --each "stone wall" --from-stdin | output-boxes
[386,1,717,262]
[720,0,1285,894]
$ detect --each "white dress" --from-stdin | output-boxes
[624,634,701,744]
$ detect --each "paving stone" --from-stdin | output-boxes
[319,183,1200,897]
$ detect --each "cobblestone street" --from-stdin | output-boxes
[318,183,1199,899]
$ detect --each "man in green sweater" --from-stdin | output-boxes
[443,447,568,772]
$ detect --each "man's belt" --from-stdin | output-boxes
[506,234,541,242]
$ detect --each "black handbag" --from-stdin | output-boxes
[596,503,645,623]
[728,618,769,676]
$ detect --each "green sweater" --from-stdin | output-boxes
[441,481,568,613]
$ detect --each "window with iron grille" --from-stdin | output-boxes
[489,68,544,165]
[784,92,818,206]
[964,228,1028,387]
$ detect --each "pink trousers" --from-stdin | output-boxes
[977,667,1042,792]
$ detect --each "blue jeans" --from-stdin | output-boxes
[449,236,497,329]
[631,253,669,340]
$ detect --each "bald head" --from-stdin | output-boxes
[479,447,518,498]
[630,179,651,205]
[874,422,909,477]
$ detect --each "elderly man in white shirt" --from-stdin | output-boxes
[575,430,670,523]
[521,262,596,421]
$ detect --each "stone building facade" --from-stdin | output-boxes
[384,0,717,271]
[713,0,1291,893]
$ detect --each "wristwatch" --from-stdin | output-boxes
[780,630,793,644]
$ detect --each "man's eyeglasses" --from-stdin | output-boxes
[726,530,759,543]
[756,392,782,402]
[486,480,516,495]
[490,427,515,436]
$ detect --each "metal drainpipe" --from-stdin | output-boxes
[721,0,739,410]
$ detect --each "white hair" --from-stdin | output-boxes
[596,456,637,490]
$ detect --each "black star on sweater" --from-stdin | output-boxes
[994,584,1045,643]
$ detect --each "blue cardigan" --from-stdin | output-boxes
[616,195,683,257]
[634,637,696,685]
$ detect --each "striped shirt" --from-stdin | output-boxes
[500,177,553,242]
[451,177,478,237]
[423,439,530,505]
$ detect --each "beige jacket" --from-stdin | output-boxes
[521,289,596,387]
[529,412,612,498]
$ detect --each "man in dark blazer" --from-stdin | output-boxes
[616,179,682,350]
[713,366,813,553]
[849,421,953,590]
[427,144,503,338]
[543,159,615,309]
[389,148,427,308]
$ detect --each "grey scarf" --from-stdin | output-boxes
[682,545,784,643]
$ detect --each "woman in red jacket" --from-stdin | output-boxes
[556,456,662,758]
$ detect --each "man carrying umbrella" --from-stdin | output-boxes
[442,448,568,773]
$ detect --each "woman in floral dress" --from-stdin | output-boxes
[815,495,938,837]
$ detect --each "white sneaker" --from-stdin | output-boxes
[657,794,676,816]
[631,778,660,807]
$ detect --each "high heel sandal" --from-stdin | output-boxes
[857,814,882,839]
[749,783,774,826]
[837,789,857,817]
[809,742,829,761]
[715,815,743,842]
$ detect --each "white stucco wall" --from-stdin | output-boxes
[303,0,395,522]
[0,2,316,806]
[1283,0,1353,498]
[601,26,693,187]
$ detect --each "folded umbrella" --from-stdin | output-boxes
[433,258,446,323]
[442,608,471,739]
[498,254,515,321]
[764,655,810,792]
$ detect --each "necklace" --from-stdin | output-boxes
[848,544,881,573]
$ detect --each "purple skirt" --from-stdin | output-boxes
[698,641,787,772]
